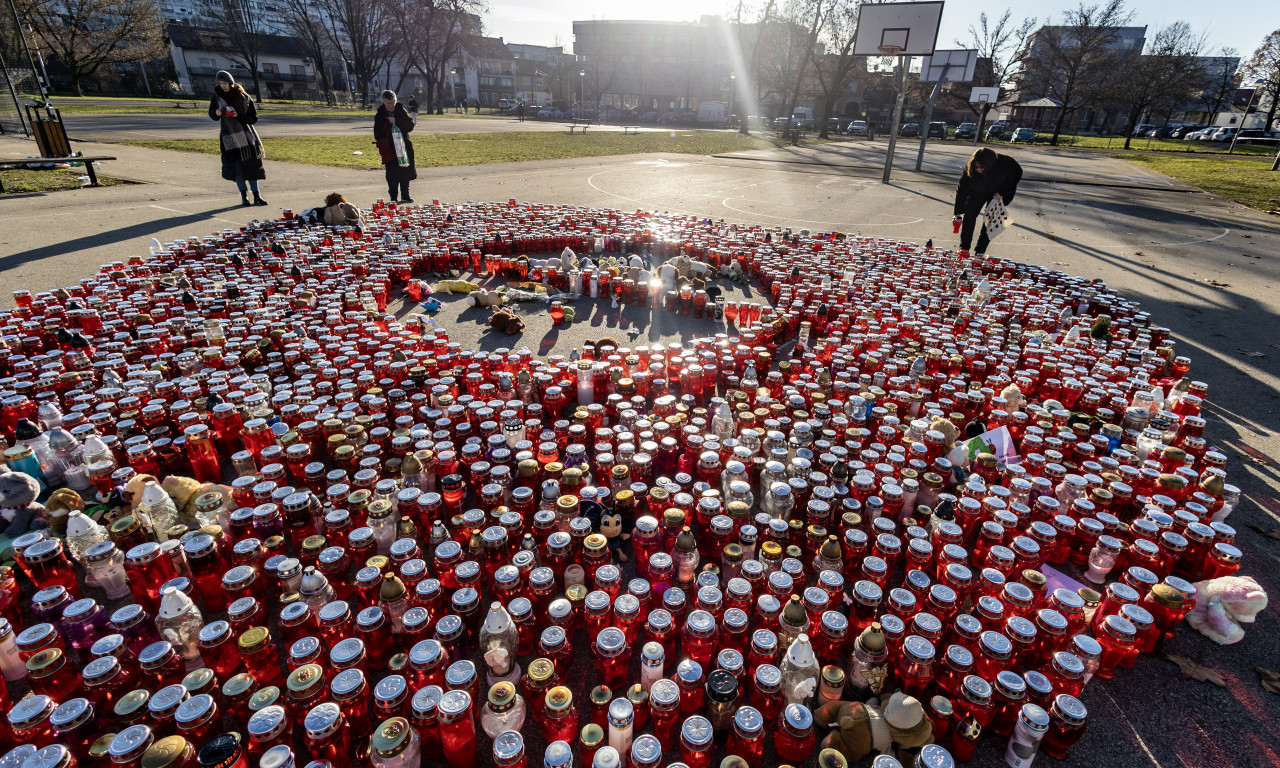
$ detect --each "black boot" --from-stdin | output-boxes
[253,191,269,206]
[241,192,251,206]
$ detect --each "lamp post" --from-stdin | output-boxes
[728,72,736,124]
[451,67,459,112]
[579,70,585,114]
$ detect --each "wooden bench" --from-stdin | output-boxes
[567,119,592,134]
[621,125,640,135]
[0,154,116,193]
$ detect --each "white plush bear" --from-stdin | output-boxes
[1186,575,1268,645]
[470,289,507,308]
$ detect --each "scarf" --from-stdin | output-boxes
[218,96,264,162]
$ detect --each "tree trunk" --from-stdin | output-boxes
[1266,94,1278,131]
[1122,108,1141,150]
[72,77,84,97]
[434,79,445,114]
[1050,104,1069,146]
[976,104,991,143]
[818,92,836,139]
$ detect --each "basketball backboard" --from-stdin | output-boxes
[853,1,945,57]
[969,86,1000,104]
[919,49,977,83]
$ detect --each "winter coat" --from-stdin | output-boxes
[374,103,417,181]
[953,153,1022,215]
[209,89,265,182]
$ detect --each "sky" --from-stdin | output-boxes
[484,0,1272,61]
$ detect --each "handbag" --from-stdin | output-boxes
[983,197,1012,239]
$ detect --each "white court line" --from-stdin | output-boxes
[720,197,923,227]
[150,204,243,225]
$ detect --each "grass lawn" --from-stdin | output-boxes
[125,131,820,170]
[1,165,132,194]
[1111,153,1280,215]
[1034,132,1275,157]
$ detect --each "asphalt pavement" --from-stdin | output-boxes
[1,130,1279,768]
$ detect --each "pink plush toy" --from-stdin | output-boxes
[1186,575,1268,645]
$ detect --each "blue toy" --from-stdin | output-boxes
[421,297,441,313]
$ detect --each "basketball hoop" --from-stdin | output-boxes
[977,94,990,104]
[878,44,903,58]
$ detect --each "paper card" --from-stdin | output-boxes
[963,425,1020,468]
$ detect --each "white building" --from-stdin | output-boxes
[167,23,317,99]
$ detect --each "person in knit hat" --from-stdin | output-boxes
[814,692,935,765]
[208,70,268,206]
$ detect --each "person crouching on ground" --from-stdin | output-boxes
[322,193,365,230]
[374,89,417,203]
[209,70,267,206]
[952,146,1022,257]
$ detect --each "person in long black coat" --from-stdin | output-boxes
[374,89,417,203]
[952,147,1022,256]
[208,70,267,206]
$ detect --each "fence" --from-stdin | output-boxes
[0,58,33,136]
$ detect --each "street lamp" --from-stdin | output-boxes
[579,70,585,111]
[451,67,459,112]
[728,72,736,121]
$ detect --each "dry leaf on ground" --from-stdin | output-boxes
[1238,349,1267,358]
[1247,524,1280,541]
[1258,668,1280,695]
[1165,654,1227,687]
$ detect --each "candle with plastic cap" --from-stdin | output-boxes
[779,632,820,708]
[479,602,521,687]
[156,585,204,665]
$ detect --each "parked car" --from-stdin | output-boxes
[639,111,661,123]
[899,123,920,137]
[1184,128,1213,140]
[1009,127,1035,143]
[927,122,948,138]
[537,107,562,119]
[846,120,868,136]
[986,124,1006,140]
[1132,123,1156,136]
[955,122,977,139]
[1171,124,1204,139]
[772,117,790,130]
[1235,129,1280,145]
[1209,127,1236,142]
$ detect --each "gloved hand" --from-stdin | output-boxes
[952,216,962,234]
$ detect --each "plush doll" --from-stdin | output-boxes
[815,693,935,767]
[470,289,508,308]
[123,473,159,511]
[0,468,50,537]
[43,488,85,535]
[1186,575,1268,645]
[999,383,1026,412]
[435,279,481,295]
[421,297,441,313]
[489,309,525,335]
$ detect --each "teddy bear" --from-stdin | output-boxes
[815,693,935,767]
[1186,575,1268,645]
[43,488,86,536]
[489,308,525,335]
[435,279,481,295]
[0,468,50,537]
[470,289,507,308]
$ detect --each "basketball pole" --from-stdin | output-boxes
[882,55,908,184]
[914,62,952,172]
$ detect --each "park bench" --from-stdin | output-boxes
[567,119,592,134]
[0,155,116,193]
[621,125,640,135]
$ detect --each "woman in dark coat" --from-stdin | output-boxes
[374,89,416,203]
[952,146,1022,256]
[208,70,267,206]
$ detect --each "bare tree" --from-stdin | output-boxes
[1019,0,1134,145]
[320,0,395,107]
[1196,48,1239,125]
[733,0,777,134]
[954,9,1036,140]
[809,0,863,139]
[195,0,267,99]
[423,1,483,114]
[758,0,827,138]
[279,0,334,103]
[1112,22,1206,148]
[1244,30,1280,131]
[19,0,167,96]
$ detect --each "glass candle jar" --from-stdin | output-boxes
[437,690,478,768]
[775,704,817,764]
[303,702,351,768]
[1040,694,1088,760]
[677,715,715,768]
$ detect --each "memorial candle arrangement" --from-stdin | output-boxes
[0,200,1244,768]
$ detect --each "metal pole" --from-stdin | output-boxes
[139,61,152,96]
[6,0,48,101]
[882,55,908,184]
[915,63,951,171]
[1227,89,1257,155]
[1271,142,1279,171]
[0,50,29,135]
